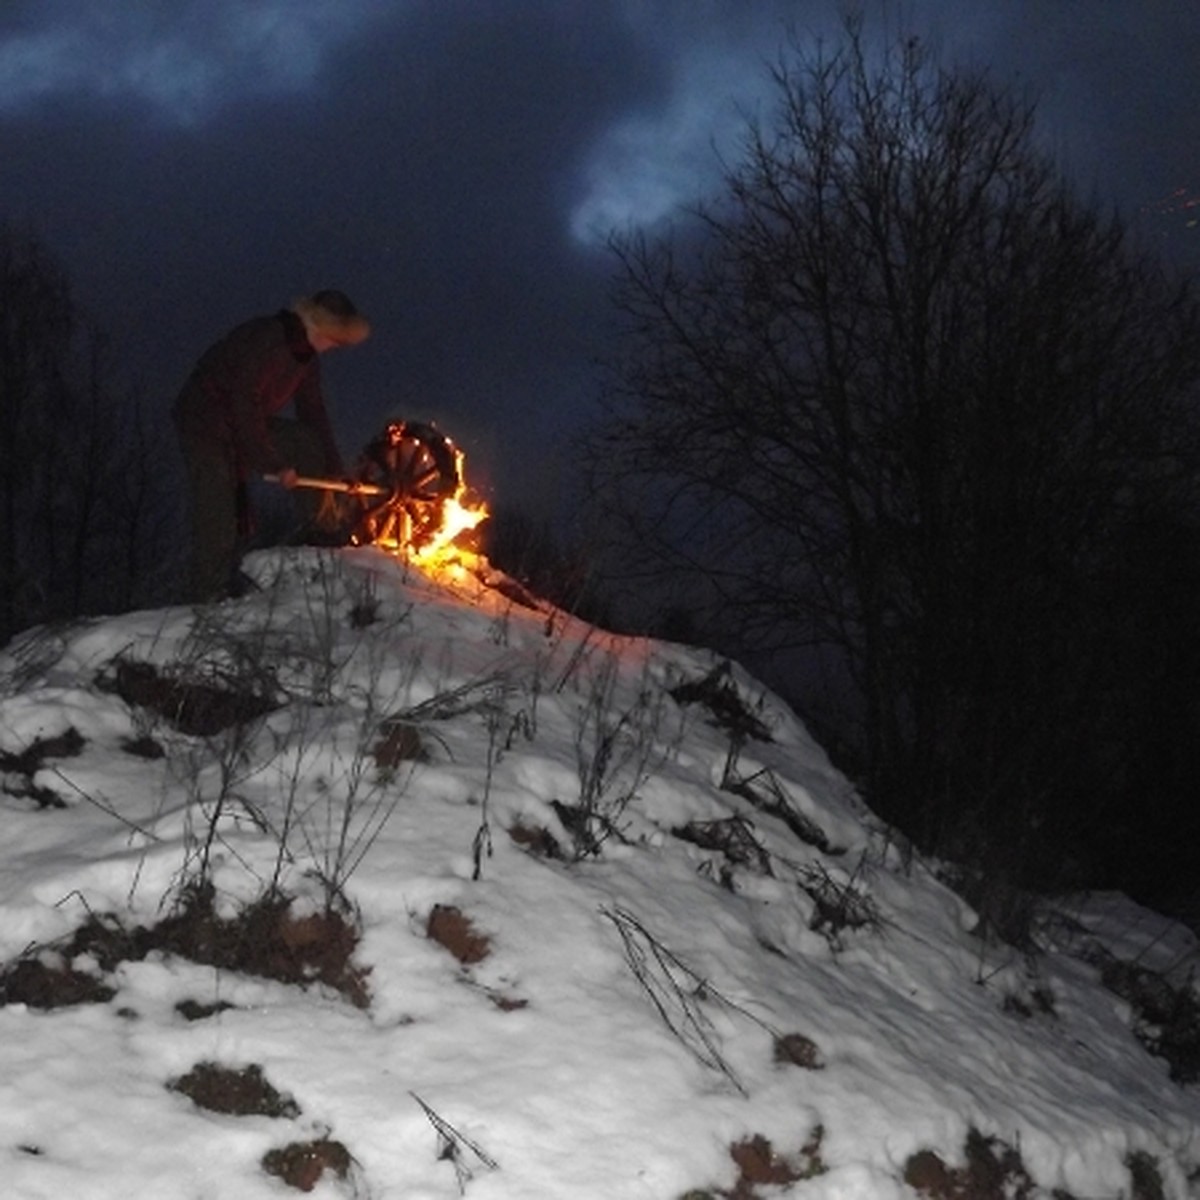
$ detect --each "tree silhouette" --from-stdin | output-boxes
[0,224,178,646]
[483,504,615,627]
[587,20,1200,914]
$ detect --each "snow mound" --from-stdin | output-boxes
[0,546,1196,1199]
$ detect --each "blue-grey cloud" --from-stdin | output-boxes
[570,44,764,243]
[0,0,389,124]
[568,2,836,244]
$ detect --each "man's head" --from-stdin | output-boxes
[293,290,371,351]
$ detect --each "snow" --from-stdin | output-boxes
[0,544,1196,1199]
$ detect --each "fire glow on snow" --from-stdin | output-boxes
[0,546,1197,1199]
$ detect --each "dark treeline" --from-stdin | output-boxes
[0,223,180,649]
[481,505,615,630]
[582,20,1200,929]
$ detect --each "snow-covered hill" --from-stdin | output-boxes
[0,546,1196,1200]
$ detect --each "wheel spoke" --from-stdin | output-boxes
[350,419,462,547]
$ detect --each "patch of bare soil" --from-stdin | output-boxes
[140,886,371,1007]
[175,997,236,1021]
[729,1134,805,1197]
[773,1031,824,1069]
[904,1128,1036,1200]
[263,1138,354,1192]
[168,1063,361,1192]
[0,913,124,1009]
[427,904,491,965]
[0,725,85,808]
[1127,1151,1166,1200]
[97,657,280,736]
[0,953,116,1008]
[372,718,429,768]
[121,734,165,760]
[682,1129,825,1199]
[0,888,371,1012]
[168,1061,300,1118]
[507,821,563,859]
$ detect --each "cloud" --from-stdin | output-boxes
[568,50,752,244]
[567,13,791,245]
[0,0,389,125]
[565,2,865,246]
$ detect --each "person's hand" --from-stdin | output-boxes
[278,467,299,490]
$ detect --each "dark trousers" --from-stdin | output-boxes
[178,418,327,602]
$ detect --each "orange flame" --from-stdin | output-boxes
[411,448,489,573]
[356,444,489,578]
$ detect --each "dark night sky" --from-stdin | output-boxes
[2,1,1198,525]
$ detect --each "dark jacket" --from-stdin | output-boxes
[173,309,344,477]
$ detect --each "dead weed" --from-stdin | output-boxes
[669,664,773,744]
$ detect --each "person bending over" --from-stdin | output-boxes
[173,289,370,601]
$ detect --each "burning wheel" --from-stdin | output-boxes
[350,420,461,549]
[265,417,484,559]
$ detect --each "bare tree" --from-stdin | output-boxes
[586,20,1200,913]
[0,223,178,645]
[482,503,616,626]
